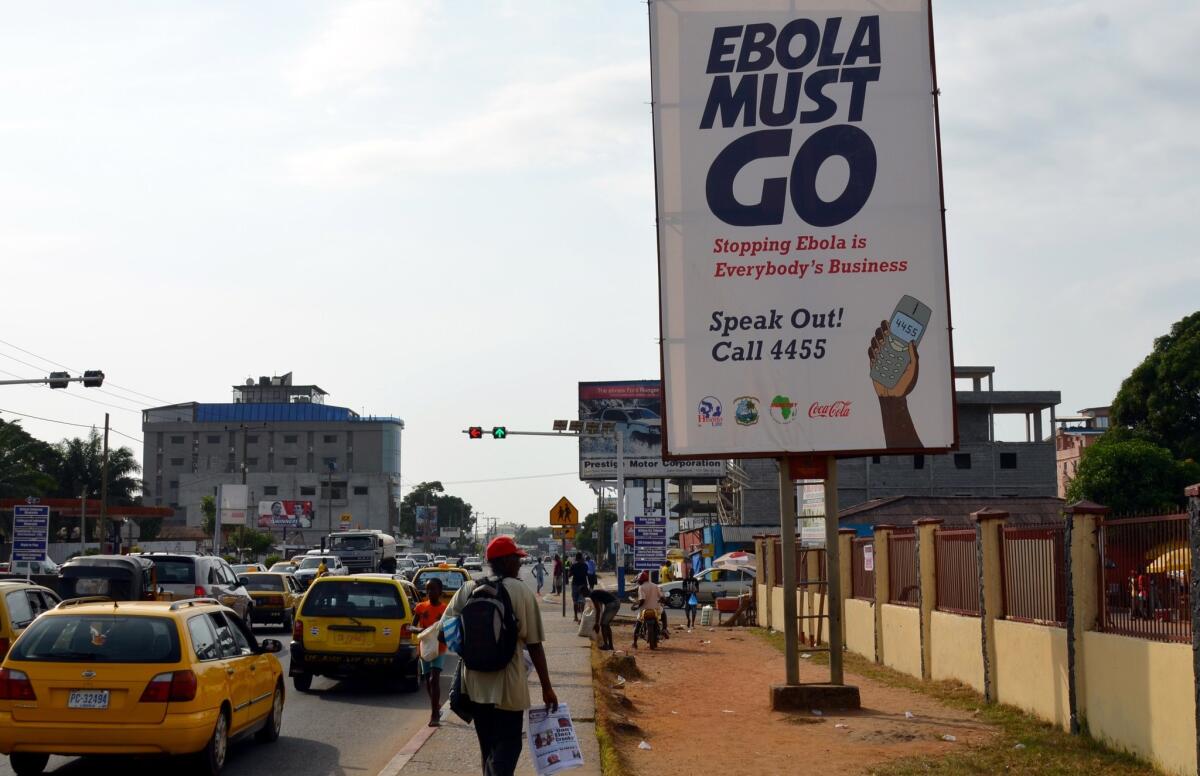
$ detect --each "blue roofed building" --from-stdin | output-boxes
[142,373,404,541]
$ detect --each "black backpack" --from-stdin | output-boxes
[458,576,519,672]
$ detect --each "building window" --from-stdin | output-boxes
[283,435,298,444]
[871,456,881,464]
[323,434,337,443]
[170,435,184,444]
[913,455,925,470]
[245,457,258,467]
[283,457,298,466]
[300,486,316,496]
[954,453,971,470]
[169,481,178,489]
[321,482,347,501]
[1000,452,1018,469]
[170,457,185,466]
[263,485,278,496]
[246,435,258,443]
[353,486,368,496]
[206,435,221,444]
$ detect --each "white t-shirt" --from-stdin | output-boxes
[638,581,663,611]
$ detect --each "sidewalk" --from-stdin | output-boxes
[396,583,602,776]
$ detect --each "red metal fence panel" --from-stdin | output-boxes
[888,530,919,606]
[1002,524,1066,627]
[1099,513,1189,643]
[935,529,979,615]
[851,537,874,600]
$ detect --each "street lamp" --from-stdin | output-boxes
[324,457,337,541]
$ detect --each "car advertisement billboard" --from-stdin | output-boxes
[650,0,956,458]
[257,500,314,529]
[579,381,727,480]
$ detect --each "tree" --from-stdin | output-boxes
[399,481,476,549]
[229,526,274,558]
[200,495,216,537]
[513,525,552,546]
[133,518,162,542]
[0,419,58,499]
[51,430,142,504]
[577,510,615,557]
[1066,434,1200,515]
[1112,311,1200,462]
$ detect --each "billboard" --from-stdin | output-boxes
[257,500,315,529]
[578,381,727,480]
[415,505,439,543]
[650,0,956,458]
[220,484,248,525]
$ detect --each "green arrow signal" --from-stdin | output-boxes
[492,427,507,439]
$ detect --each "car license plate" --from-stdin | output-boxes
[334,632,365,646]
[68,690,110,709]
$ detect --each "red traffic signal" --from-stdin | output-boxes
[467,426,484,439]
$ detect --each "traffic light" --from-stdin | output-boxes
[492,427,507,439]
[48,371,70,389]
[467,426,484,439]
[82,370,105,388]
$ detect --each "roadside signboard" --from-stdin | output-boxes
[12,505,49,563]
[633,516,669,571]
[257,500,315,529]
[863,544,875,572]
[552,526,577,540]
[220,484,248,525]
[650,0,956,459]
[339,512,352,527]
[578,381,727,480]
[416,506,438,543]
[550,497,579,526]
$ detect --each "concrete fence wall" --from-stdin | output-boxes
[754,495,1200,776]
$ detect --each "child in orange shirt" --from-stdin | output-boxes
[414,578,448,726]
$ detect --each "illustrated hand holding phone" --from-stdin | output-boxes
[868,296,929,397]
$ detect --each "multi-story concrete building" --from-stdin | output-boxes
[1054,406,1111,498]
[141,373,404,542]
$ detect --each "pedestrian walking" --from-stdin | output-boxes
[569,552,590,622]
[446,536,558,776]
[682,569,700,628]
[588,587,620,650]
[585,554,598,588]
[532,556,547,595]
[413,578,448,727]
[552,555,563,595]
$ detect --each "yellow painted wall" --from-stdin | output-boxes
[770,586,785,632]
[1083,632,1197,776]
[845,597,875,659]
[994,619,1068,728]
[756,584,769,628]
[880,604,922,679]
[930,610,986,694]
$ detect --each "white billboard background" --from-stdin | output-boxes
[651,0,955,457]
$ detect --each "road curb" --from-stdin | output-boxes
[376,700,450,776]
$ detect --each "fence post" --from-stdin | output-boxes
[873,524,893,665]
[764,537,777,629]
[916,519,942,681]
[1185,483,1200,771]
[973,508,1007,703]
[839,528,856,649]
[1063,500,1105,735]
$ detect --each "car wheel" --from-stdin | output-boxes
[255,684,284,743]
[281,609,294,634]
[293,672,313,693]
[668,591,685,609]
[10,753,49,776]
[195,708,229,776]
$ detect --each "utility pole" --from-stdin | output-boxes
[79,490,86,556]
[99,413,110,554]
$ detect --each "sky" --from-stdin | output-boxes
[1,1,1197,526]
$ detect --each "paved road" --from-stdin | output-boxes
[0,622,457,776]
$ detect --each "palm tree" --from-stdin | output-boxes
[0,420,58,499]
[52,430,142,505]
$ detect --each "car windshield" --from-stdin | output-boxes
[241,574,284,591]
[301,581,403,619]
[232,565,257,574]
[11,615,181,663]
[268,563,294,573]
[331,536,374,550]
[624,407,658,420]
[298,557,335,570]
[151,558,195,584]
[413,570,467,591]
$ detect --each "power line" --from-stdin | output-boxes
[0,407,143,445]
[0,337,174,405]
[440,472,578,485]
[0,363,145,416]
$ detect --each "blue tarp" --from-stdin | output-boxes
[194,403,403,424]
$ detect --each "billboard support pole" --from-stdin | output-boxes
[616,430,626,599]
[825,455,844,685]
[562,535,567,619]
[779,457,799,685]
[214,483,223,557]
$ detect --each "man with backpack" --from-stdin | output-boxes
[445,535,558,776]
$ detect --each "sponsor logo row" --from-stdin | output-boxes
[697,396,851,427]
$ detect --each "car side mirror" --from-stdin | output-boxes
[259,638,283,654]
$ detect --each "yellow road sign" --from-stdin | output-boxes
[552,526,577,540]
[549,497,579,526]
[340,512,352,526]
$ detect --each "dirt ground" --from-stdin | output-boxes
[596,621,995,776]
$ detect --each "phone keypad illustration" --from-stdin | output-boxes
[870,295,932,389]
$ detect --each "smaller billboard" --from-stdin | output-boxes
[416,505,439,542]
[257,500,315,529]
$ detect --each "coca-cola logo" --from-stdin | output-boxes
[809,400,852,418]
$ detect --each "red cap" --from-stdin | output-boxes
[486,535,527,561]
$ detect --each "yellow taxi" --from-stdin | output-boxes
[0,597,285,776]
[238,572,303,632]
[409,563,472,603]
[0,582,61,662]
[289,575,418,693]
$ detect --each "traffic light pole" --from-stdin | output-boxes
[0,371,104,388]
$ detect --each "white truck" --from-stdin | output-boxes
[328,529,398,574]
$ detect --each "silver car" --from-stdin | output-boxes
[660,567,756,609]
[136,553,255,619]
[293,555,348,589]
